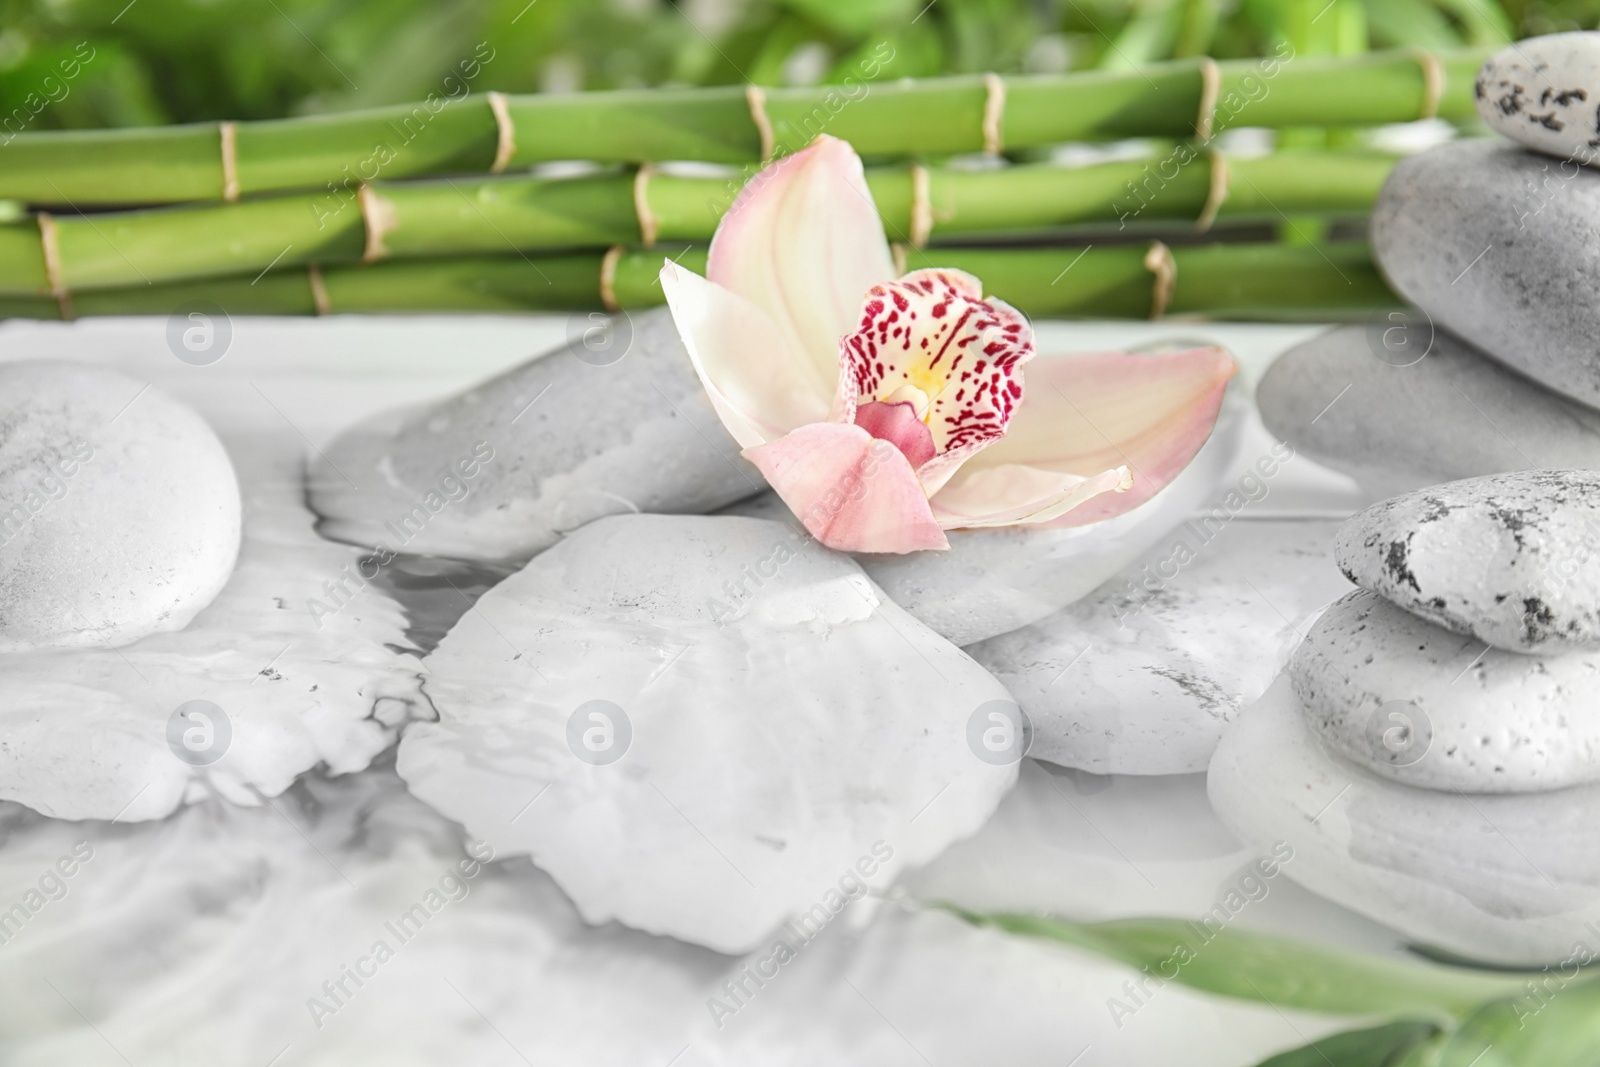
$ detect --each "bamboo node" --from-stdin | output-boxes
[357,185,399,264]
[909,164,933,250]
[599,245,625,313]
[307,263,331,316]
[891,241,908,277]
[1412,50,1444,121]
[746,84,776,161]
[1197,148,1230,233]
[219,121,241,203]
[36,212,73,321]
[981,72,1006,155]
[1195,58,1221,142]
[487,91,516,174]
[633,164,660,248]
[1144,241,1176,321]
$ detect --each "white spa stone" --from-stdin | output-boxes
[0,360,240,651]
[969,519,1353,775]
[1372,139,1600,408]
[1255,325,1600,500]
[1209,674,1600,967]
[397,513,1020,954]
[0,760,1350,1067]
[307,307,757,563]
[1476,33,1600,164]
[0,422,426,822]
[1335,469,1600,654]
[1291,589,1600,793]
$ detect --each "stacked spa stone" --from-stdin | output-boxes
[1257,32,1600,499]
[1209,469,1600,966]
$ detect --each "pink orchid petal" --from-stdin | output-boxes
[839,269,1034,461]
[660,261,833,448]
[853,400,936,469]
[709,136,897,399]
[953,346,1236,527]
[930,463,1133,529]
[743,423,949,554]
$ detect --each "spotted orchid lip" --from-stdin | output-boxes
[659,134,1237,554]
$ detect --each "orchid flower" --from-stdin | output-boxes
[660,135,1237,554]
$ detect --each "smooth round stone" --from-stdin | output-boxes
[1337,470,1600,654]
[852,383,1247,646]
[1257,325,1600,500]
[1209,674,1600,967]
[0,360,240,651]
[308,307,756,563]
[1291,589,1600,793]
[1476,33,1600,164]
[398,513,1017,954]
[1372,138,1600,408]
[971,519,1352,775]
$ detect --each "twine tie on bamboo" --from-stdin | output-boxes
[746,85,776,161]
[36,212,73,321]
[1412,50,1444,121]
[1144,241,1176,320]
[1195,58,1221,143]
[981,73,1006,155]
[357,185,399,263]
[219,122,241,203]
[307,264,331,316]
[487,91,517,174]
[633,165,659,248]
[909,164,933,250]
[1197,149,1230,233]
[890,242,908,277]
[599,245,625,313]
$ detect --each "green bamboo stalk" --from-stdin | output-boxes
[0,241,1398,322]
[0,150,1396,296]
[0,48,1489,207]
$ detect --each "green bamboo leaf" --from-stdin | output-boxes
[1254,1020,1441,1067]
[780,0,918,37]
[1429,0,1514,46]
[1359,0,1464,49]
[1428,975,1600,1067]
[954,911,1530,1019]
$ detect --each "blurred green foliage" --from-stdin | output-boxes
[1,0,1598,129]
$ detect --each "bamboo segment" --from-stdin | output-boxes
[0,241,1397,322]
[0,151,1396,296]
[0,48,1489,207]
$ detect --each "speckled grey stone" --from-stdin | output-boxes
[1337,470,1600,654]
[1476,33,1600,164]
[308,308,756,562]
[1291,589,1600,793]
[1209,674,1600,967]
[1372,138,1600,407]
[1257,325,1600,499]
[968,519,1352,775]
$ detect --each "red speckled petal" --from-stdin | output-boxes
[839,269,1034,461]
[743,423,949,553]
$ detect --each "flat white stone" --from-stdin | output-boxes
[1210,674,1600,966]
[1336,469,1600,654]
[307,308,757,563]
[0,360,240,651]
[1292,589,1600,793]
[398,514,1018,954]
[1372,138,1600,408]
[1476,33,1600,164]
[853,383,1248,646]
[971,519,1352,775]
[0,423,426,822]
[1257,325,1600,500]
